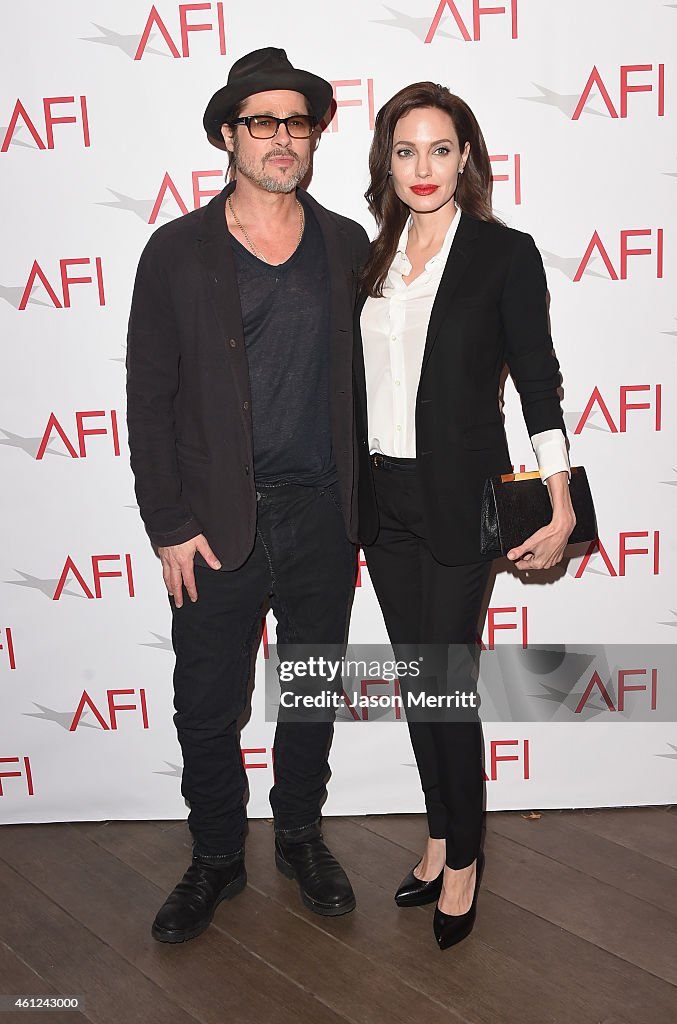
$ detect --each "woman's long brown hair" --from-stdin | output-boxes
[362,82,500,297]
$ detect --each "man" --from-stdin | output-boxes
[126,47,369,942]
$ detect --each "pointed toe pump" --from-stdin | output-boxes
[433,849,485,950]
[394,862,444,907]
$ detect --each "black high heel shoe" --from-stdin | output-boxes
[433,849,485,950]
[394,861,444,907]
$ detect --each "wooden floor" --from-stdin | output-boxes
[1,808,676,1024]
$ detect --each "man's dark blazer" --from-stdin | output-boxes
[353,212,568,567]
[126,181,369,570]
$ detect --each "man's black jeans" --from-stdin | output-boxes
[170,480,357,860]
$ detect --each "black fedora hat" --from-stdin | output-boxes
[203,47,333,143]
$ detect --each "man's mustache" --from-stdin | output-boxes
[264,148,299,162]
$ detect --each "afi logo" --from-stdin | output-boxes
[479,606,528,650]
[0,756,34,796]
[490,153,521,205]
[135,3,226,59]
[0,627,16,670]
[574,385,662,433]
[484,739,529,781]
[242,747,274,778]
[1,96,90,152]
[18,257,105,310]
[575,533,660,578]
[69,689,149,731]
[322,80,375,133]
[574,229,664,281]
[53,554,136,600]
[573,64,665,120]
[575,668,658,714]
[36,411,122,460]
[149,169,223,223]
[425,0,518,43]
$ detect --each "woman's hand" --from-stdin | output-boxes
[506,470,576,572]
[507,516,575,571]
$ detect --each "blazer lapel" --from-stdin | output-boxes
[420,213,481,374]
[195,183,251,408]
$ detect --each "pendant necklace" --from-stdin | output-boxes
[228,196,304,264]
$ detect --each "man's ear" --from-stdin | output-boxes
[221,124,235,153]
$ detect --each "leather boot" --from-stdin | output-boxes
[151,854,246,943]
[275,822,355,916]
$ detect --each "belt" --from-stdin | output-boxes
[370,453,417,472]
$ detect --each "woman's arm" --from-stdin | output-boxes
[500,233,576,569]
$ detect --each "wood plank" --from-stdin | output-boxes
[0,824,348,1024]
[0,938,92,1024]
[557,808,677,868]
[335,816,677,1024]
[354,813,677,986]
[487,809,677,914]
[83,817,617,1024]
[71,820,473,1024]
[0,857,197,1024]
[7,812,677,1024]
[79,815,677,1023]
[248,819,602,1024]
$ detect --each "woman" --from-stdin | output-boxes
[353,83,576,949]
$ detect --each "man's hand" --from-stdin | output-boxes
[157,534,221,607]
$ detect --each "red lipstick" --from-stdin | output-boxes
[410,185,439,196]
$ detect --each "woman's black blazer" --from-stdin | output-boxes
[353,212,568,566]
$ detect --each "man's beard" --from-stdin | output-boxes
[232,143,310,193]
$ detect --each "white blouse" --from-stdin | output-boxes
[360,209,570,484]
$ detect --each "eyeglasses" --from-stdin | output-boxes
[227,114,317,139]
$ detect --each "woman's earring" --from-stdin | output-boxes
[459,165,465,174]
[387,169,393,176]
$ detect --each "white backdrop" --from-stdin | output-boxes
[1,0,676,824]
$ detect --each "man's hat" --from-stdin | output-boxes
[203,47,333,142]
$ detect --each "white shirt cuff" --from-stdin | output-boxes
[530,429,571,484]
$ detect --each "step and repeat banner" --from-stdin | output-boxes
[1,1,676,824]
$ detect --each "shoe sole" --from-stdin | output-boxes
[275,852,356,917]
[151,870,247,943]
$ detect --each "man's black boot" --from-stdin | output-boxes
[151,853,246,943]
[275,821,355,917]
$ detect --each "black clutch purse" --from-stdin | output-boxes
[480,466,597,557]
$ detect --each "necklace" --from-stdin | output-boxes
[227,195,304,264]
